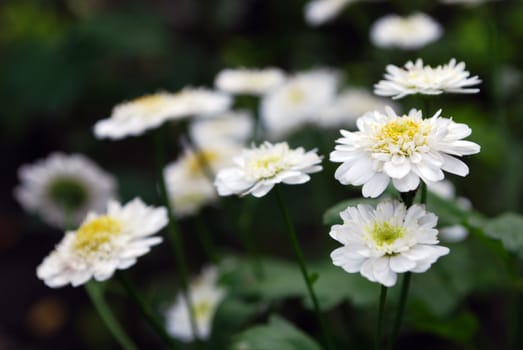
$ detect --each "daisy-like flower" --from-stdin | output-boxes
[330,200,449,287]
[215,141,323,198]
[374,58,481,99]
[189,110,254,145]
[214,68,286,95]
[304,0,358,26]
[14,153,116,228]
[261,69,338,139]
[94,89,232,140]
[370,13,442,50]
[36,198,167,288]
[165,266,225,342]
[164,143,242,217]
[330,107,480,198]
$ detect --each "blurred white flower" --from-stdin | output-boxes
[37,198,167,288]
[316,88,398,129]
[189,110,254,146]
[94,89,232,140]
[164,143,242,217]
[215,141,323,198]
[330,200,449,287]
[330,107,481,198]
[14,152,116,228]
[261,69,339,139]
[304,0,356,26]
[214,68,286,95]
[165,266,225,342]
[370,13,442,50]
[374,58,481,99]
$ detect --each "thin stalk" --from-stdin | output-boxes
[85,282,139,350]
[387,272,411,350]
[375,285,388,350]
[118,273,179,350]
[153,128,201,344]
[274,187,334,350]
[194,217,220,264]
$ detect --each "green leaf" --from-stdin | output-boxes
[413,311,479,344]
[484,213,523,258]
[231,315,322,350]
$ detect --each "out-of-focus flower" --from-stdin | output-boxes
[330,107,481,198]
[164,143,242,217]
[261,69,338,139]
[14,153,116,228]
[330,200,449,287]
[36,199,167,288]
[316,88,398,129]
[215,141,323,198]
[370,13,442,50]
[304,0,358,26]
[374,58,481,99]
[94,89,232,140]
[190,110,254,146]
[214,68,286,95]
[165,266,225,342]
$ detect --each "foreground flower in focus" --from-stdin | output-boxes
[165,266,225,342]
[214,68,286,95]
[330,200,449,287]
[374,58,481,99]
[215,141,323,198]
[94,89,232,140]
[304,0,358,26]
[14,153,116,228]
[37,199,167,287]
[330,107,480,198]
[370,13,442,50]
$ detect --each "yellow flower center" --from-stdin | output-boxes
[193,300,213,320]
[74,216,122,252]
[373,117,425,155]
[249,154,285,179]
[133,94,167,113]
[187,150,219,175]
[287,87,305,105]
[371,222,405,247]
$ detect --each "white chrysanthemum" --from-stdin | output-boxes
[14,153,116,228]
[164,143,242,217]
[94,89,232,140]
[189,110,254,145]
[165,266,225,342]
[316,88,398,129]
[304,0,357,26]
[330,200,449,287]
[330,107,481,198]
[215,142,323,198]
[370,13,442,50]
[36,198,167,288]
[214,68,286,95]
[374,58,481,99]
[261,69,338,139]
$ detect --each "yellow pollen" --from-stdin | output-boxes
[74,216,122,252]
[373,118,424,155]
[371,222,405,247]
[187,150,219,175]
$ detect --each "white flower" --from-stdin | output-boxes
[215,141,323,198]
[94,89,232,140]
[36,198,167,288]
[304,0,356,26]
[330,107,481,198]
[374,58,481,99]
[214,68,286,95]
[165,266,225,342]
[316,88,399,129]
[164,143,242,217]
[189,110,254,145]
[330,200,449,287]
[14,152,116,228]
[370,13,442,50]
[261,69,338,139]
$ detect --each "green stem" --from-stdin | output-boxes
[153,128,201,344]
[274,187,334,350]
[118,273,179,350]
[84,282,139,350]
[375,285,388,350]
[194,217,220,264]
[387,272,411,350]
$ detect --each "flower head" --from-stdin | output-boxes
[374,58,481,99]
[94,89,232,140]
[304,0,356,26]
[189,110,254,145]
[165,266,225,342]
[215,142,323,198]
[36,198,167,288]
[330,107,480,198]
[330,200,449,287]
[214,68,286,95]
[14,153,116,228]
[370,13,442,50]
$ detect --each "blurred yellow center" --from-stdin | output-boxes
[134,94,165,111]
[74,216,122,252]
[287,87,305,104]
[371,222,405,246]
[193,300,212,319]
[187,150,219,174]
